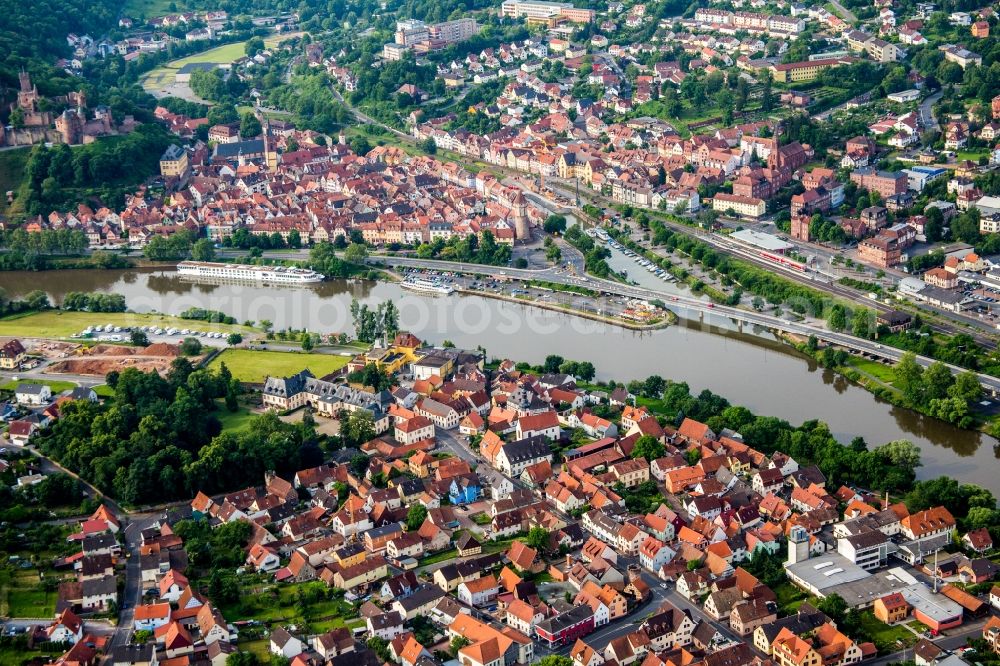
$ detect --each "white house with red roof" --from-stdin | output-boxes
[46,609,84,644]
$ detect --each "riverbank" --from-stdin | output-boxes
[456,287,675,331]
[0,309,255,340]
[780,331,1000,438]
[2,266,998,490]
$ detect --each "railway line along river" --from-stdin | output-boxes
[3,266,999,492]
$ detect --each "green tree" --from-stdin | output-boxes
[191,238,216,261]
[817,593,848,625]
[130,330,149,346]
[895,352,925,405]
[524,527,549,552]
[543,215,568,234]
[543,355,564,373]
[535,657,573,666]
[406,503,428,531]
[949,371,983,403]
[180,337,203,356]
[449,637,471,657]
[239,112,262,139]
[827,305,847,331]
[226,652,260,666]
[301,332,314,351]
[350,136,371,156]
[632,435,666,461]
[761,70,774,112]
[25,290,50,310]
[344,243,368,263]
[420,137,438,154]
[342,410,375,448]
[643,374,666,398]
[876,440,922,472]
[245,37,265,57]
[922,362,955,401]
[226,333,243,346]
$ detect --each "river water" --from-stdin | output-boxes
[3,267,998,491]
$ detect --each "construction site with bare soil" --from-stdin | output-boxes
[44,342,196,377]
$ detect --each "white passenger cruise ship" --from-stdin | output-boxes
[400,277,455,295]
[176,261,325,284]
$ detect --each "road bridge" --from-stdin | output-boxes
[369,255,1000,395]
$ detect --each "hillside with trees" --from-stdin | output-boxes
[15,123,174,219]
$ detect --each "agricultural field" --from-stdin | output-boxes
[207,348,351,383]
[0,310,253,340]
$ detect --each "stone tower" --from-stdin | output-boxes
[512,190,530,241]
[56,109,83,145]
[17,69,39,113]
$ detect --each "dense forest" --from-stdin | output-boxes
[34,364,324,505]
[0,0,120,95]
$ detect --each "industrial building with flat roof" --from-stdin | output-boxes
[785,552,922,608]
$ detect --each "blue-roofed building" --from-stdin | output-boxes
[448,475,481,505]
[905,166,948,192]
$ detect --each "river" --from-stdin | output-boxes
[3,267,999,491]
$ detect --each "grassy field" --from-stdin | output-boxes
[0,567,57,618]
[208,349,350,383]
[824,2,845,18]
[0,645,60,665]
[239,640,272,662]
[173,42,249,68]
[142,41,248,92]
[0,379,77,393]
[217,579,357,627]
[848,356,897,383]
[141,33,298,92]
[0,310,253,340]
[860,611,917,652]
[0,147,30,218]
[774,581,808,614]
[419,548,459,566]
[957,150,988,162]
[215,400,256,431]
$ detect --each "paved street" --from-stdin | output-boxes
[106,515,158,651]
[827,0,857,22]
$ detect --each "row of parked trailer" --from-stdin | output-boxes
[75,325,228,339]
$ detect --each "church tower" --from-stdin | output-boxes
[257,105,278,171]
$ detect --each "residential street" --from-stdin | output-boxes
[106,515,159,651]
